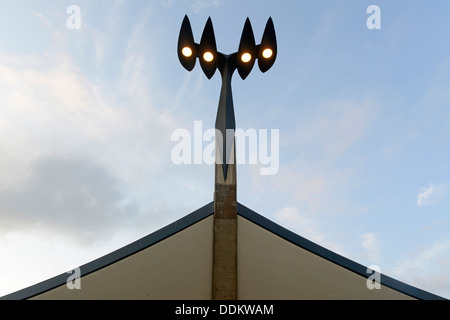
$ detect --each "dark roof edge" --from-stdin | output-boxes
[237,202,447,300]
[1,202,214,300]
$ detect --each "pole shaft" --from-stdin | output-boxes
[212,56,237,300]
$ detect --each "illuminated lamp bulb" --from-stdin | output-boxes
[241,52,252,63]
[182,47,193,57]
[203,52,214,62]
[262,48,273,59]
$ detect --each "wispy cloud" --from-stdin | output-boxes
[160,0,221,12]
[392,239,450,298]
[190,0,221,13]
[274,207,346,256]
[0,9,186,243]
[417,183,448,207]
[292,99,378,161]
[160,0,178,8]
[361,233,380,264]
[0,155,138,243]
[33,12,52,29]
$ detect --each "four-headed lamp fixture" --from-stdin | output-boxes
[178,15,277,80]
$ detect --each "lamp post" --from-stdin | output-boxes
[178,15,277,300]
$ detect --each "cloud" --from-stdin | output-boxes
[33,12,52,29]
[392,239,450,299]
[275,207,311,229]
[0,2,217,297]
[0,155,138,243]
[160,0,178,8]
[417,183,448,207]
[361,233,380,264]
[267,155,364,220]
[159,0,221,12]
[294,99,378,159]
[0,18,189,242]
[247,100,373,232]
[274,207,346,256]
[0,52,138,185]
[190,0,221,13]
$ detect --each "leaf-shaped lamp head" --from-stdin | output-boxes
[258,17,277,73]
[237,18,257,80]
[199,17,218,79]
[178,15,197,72]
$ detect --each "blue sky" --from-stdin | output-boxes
[0,0,449,299]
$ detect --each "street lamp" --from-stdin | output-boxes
[178,15,277,182]
[177,16,277,300]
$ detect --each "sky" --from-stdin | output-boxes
[0,0,449,299]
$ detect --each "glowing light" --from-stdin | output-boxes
[262,48,273,59]
[203,52,214,62]
[182,47,193,57]
[241,53,252,63]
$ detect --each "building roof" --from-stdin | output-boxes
[1,202,445,300]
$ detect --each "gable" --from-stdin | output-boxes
[1,202,444,300]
